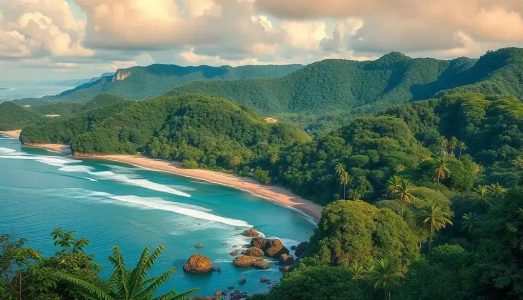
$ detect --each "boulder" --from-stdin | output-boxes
[294,241,309,257]
[183,254,213,273]
[242,247,264,257]
[242,228,261,237]
[279,253,295,266]
[280,265,292,272]
[194,243,204,248]
[250,238,289,257]
[233,255,258,267]
[230,249,240,256]
[253,259,270,270]
[238,278,246,285]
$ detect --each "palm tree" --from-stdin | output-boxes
[336,163,350,199]
[59,245,196,300]
[461,212,478,234]
[471,185,491,208]
[514,157,523,169]
[418,201,453,257]
[348,261,366,280]
[448,136,458,157]
[457,141,467,159]
[487,182,506,199]
[433,158,450,184]
[369,259,404,300]
[387,176,415,216]
[436,136,448,156]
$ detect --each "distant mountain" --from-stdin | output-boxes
[15,64,302,104]
[168,48,523,128]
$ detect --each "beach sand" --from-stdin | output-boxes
[0,130,21,139]
[76,153,324,221]
[22,143,71,153]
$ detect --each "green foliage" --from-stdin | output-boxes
[0,101,41,130]
[16,64,302,104]
[305,200,419,268]
[251,266,370,300]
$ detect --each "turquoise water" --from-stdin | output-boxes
[0,137,315,297]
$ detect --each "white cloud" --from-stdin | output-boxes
[0,0,93,58]
[281,20,328,50]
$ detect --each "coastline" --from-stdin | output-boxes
[76,153,324,221]
[0,129,21,139]
[22,142,71,153]
[5,132,323,221]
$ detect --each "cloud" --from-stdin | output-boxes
[0,0,93,58]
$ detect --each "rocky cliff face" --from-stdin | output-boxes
[113,71,131,81]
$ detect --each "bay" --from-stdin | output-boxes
[0,137,315,296]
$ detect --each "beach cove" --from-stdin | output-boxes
[0,135,316,296]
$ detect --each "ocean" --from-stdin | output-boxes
[0,137,315,296]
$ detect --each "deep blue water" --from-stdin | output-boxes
[0,137,315,297]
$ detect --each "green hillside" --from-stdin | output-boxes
[15,64,302,104]
[0,102,41,130]
[170,48,523,129]
[20,95,129,145]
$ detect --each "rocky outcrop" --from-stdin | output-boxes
[279,253,295,266]
[250,237,289,257]
[242,228,261,237]
[294,241,309,257]
[233,255,259,267]
[253,259,270,270]
[233,255,269,269]
[242,247,264,257]
[183,254,213,273]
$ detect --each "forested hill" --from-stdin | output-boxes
[0,102,41,131]
[170,48,523,125]
[14,64,303,104]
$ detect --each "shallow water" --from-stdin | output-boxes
[0,138,315,296]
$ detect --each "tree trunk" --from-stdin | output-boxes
[387,290,391,300]
[428,226,433,258]
[343,185,346,200]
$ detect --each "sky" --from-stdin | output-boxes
[1,0,523,84]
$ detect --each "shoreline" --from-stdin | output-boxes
[76,153,323,221]
[22,142,71,153]
[0,129,21,139]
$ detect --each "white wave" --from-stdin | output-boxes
[0,151,78,167]
[83,177,98,182]
[108,195,250,227]
[59,165,94,173]
[0,147,16,153]
[91,171,191,197]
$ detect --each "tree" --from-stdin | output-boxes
[306,200,419,268]
[457,141,467,159]
[335,163,350,199]
[487,183,506,199]
[433,158,450,184]
[436,136,448,156]
[461,212,478,234]
[387,176,415,216]
[448,137,458,157]
[418,201,453,257]
[369,259,404,300]
[59,245,196,300]
[470,185,491,208]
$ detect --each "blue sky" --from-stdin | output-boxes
[0,0,522,85]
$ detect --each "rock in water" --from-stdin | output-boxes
[230,249,240,256]
[233,255,259,267]
[242,247,264,256]
[253,259,270,270]
[279,253,295,266]
[183,254,213,273]
[294,241,309,257]
[194,243,204,248]
[242,228,260,237]
[250,237,289,257]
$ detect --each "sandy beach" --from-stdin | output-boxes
[75,153,324,221]
[0,129,21,138]
[22,143,71,153]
